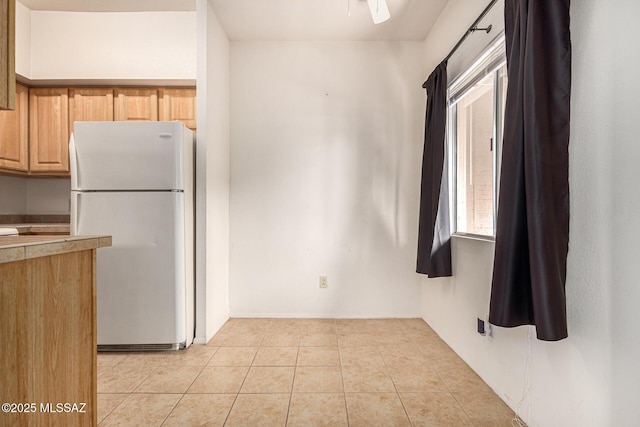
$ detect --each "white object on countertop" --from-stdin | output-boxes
[0,228,19,236]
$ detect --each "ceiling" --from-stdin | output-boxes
[18,0,448,41]
[18,0,196,12]
[210,0,449,41]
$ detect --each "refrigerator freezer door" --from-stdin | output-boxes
[71,190,192,347]
[70,121,193,191]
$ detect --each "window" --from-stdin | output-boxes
[448,36,507,238]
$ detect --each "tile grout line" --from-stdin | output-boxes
[96,393,126,425]
[450,392,477,427]
[337,344,351,426]
[158,347,219,426]
[329,319,352,426]
[96,354,128,425]
[284,343,300,426]
[219,322,247,427]
[407,325,475,427]
[99,359,159,424]
[130,364,161,394]
[383,323,415,427]
[156,394,183,427]
[222,339,259,426]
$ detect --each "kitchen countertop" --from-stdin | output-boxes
[0,223,71,234]
[0,235,112,264]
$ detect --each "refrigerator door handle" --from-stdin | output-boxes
[158,133,173,138]
[69,133,79,190]
[70,192,81,236]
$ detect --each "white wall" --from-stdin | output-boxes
[229,41,424,318]
[15,2,31,77]
[421,0,640,425]
[0,176,27,214]
[21,10,196,82]
[25,178,70,214]
[0,176,70,215]
[193,0,230,343]
[606,0,640,423]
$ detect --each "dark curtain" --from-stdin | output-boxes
[489,0,572,341]
[416,60,452,278]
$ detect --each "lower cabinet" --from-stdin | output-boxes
[0,249,98,426]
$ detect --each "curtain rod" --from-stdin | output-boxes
[443,0,499,62]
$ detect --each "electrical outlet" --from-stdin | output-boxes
[319,276,328,288]
[478,316,493,337]
[477,318,486,336]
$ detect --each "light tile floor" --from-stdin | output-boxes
[97,318,519,426]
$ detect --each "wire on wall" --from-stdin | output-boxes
[511,326,533,427]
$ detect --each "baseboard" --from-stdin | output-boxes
[228,313,421,319]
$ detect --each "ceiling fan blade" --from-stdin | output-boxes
[366,0,390,24]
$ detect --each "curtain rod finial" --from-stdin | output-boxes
[471,24,493,34]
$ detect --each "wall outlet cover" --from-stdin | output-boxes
[319,276,328,288]
[477,318,486,336]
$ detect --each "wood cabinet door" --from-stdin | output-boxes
[29,88,70,174]
[0,0,15,111]
[69,88,114,133]
[159,88,196,130]
[114,88,158,122]
[0,83,28,172]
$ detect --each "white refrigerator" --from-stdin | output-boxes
[70,121,194,351]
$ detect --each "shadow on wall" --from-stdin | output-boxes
[229,42,425,317]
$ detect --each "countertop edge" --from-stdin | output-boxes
[0,223,71,234]
[0,235,112,264]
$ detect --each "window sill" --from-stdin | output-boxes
[451,232,495,243]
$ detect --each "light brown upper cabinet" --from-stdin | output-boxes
[0,82,27,171]
[159,88,196,130]
[0,84,194,176]
[114,88,158,122]
[29,88,70,175]
[69,88,114,133]
[0,0,16,111]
